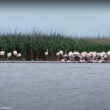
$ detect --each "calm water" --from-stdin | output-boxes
[0,63,110,110]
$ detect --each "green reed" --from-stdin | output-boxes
[0,33,110,60]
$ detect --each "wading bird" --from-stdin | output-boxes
[45,49,48,60]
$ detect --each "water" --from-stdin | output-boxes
[0,63,110,110]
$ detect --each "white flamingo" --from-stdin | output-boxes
[45,49,48,56]
[7,52,12,59]
[56,50,64,61]
[0,51,5,56]
[13,50,17,56]
[17,53,21,58]
[68,51,73,61]
[59,50,63,55]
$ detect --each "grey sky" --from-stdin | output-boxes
[0,4,110,37]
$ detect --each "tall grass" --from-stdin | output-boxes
[0,33,110,60]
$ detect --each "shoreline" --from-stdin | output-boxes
[0,61,109,63]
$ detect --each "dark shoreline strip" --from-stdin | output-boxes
[0,61,109,63]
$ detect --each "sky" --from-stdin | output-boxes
[0,3,110,37]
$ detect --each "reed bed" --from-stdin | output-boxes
[0,33,110,60]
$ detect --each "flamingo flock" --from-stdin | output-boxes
[0,49,110,62]
[56,50,110,63]
[0,50,21,60]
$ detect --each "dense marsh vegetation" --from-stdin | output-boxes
[0,33,110,60]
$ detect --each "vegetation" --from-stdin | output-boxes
[0,33,110,60]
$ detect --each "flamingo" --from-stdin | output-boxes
[58,50,64,60]
[56,52,60,61]
[0,51,5,56]
[45,49,48,60]
[13,50,17,56]
[45,49,48,56]
[17,53,21,57]
[59,50,63,55]
[13,50,18,60]
[68,51,73,61]
[7,52,12,60]
[0,51,5,60]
